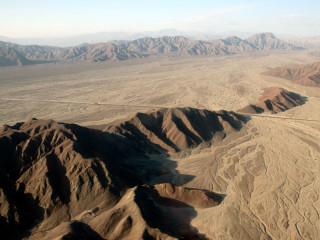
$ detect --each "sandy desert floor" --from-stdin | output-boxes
[0,52,319,127]
[1,52,320,239]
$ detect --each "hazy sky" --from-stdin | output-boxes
[1,0,319,38]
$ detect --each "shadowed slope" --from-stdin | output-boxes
[133,183,222,239]
[0,119,142,239]
[44,183,222,240]
[0,46,34,66]
[105,107,248,153]
[0,108,239,239]
[238,87,305,114]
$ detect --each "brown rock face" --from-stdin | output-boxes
[0,119,141,239]
[0,108,243,239]
[262,61,320,87]
[41,183,223,240]
[238,87,305,114]
[132,183,223,239]
[105,107,247,153]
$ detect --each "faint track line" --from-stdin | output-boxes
[1,97,320,123]
[0,97,164,109]
[247,113,320,123]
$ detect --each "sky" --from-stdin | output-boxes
[1,0,319,38]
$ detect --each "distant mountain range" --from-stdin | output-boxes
[0,29,255,47]
[0,33,305,67]
[0,46,33,66]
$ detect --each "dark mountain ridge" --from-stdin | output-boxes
[0,108,245,239]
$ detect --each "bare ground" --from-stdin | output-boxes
[1,52,320,239]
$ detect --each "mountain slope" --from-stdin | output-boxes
[262,61,320,87]
[246,32,302,51]
[0,46,34,66]
[105,107,247,153]
[1,104,319,239]
[0,41,60,62]
[39,183,223,240]
[0,107,239,239]
[0,41,142,63]
[238,87,305,114]
[0,119,143,239]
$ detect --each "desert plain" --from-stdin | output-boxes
[1,51,320,239]
[1,52,319,125]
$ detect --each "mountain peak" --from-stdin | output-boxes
[255,32,277,39]
[104,107,247,153]
[0,33,305,66]
[246,32,301,51]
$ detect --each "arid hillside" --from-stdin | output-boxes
[105,108,247,153]
[0,108,242,239]
[0,119,140,239]
[238,87,305,114]
[0,46,34,66]
[263,61,320,87]
[1,51,320,239]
